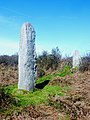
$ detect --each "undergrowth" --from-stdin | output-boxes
[0,65,72,116]
[4,84,66,106]
[36,65,72,84]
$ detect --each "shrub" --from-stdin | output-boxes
[37,68,45,77]
[0,54,18,66]
[79,53,90,72]
[37,47,62,72]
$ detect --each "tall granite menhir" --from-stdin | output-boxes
[18,22,36,91]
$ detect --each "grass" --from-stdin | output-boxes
[0,84,68,116]
[36,74,53,84]
[1,65,72,116]
[36,65,72,84]
[53,65,72,77]
[3,65,72,107]
[4,84,65,107]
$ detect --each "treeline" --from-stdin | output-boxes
[0,54,18,66]
[79,53,90,72]
[0,47,90,74]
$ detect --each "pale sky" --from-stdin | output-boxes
[0,0,90,56]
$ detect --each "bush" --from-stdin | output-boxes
[37,68,45,78]
[37,47,62,72]
[79,53,90,72]
[0,54,18,66]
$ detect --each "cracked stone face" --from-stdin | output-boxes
[18,22,37,91]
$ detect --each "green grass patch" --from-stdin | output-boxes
[2,65,72,109]
[1,66,72,116]
[4,84,66,107]
[54,65,72,77]
[36,74,53,84]
[1,83,69,116]
[36,65,72,84]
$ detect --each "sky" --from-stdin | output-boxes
[0,0,90,56]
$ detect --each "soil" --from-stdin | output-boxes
[0,65,90,120]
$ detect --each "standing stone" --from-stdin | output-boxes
[73,50,81,68]
[18,22,36,91]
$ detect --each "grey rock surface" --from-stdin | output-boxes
[73,50,81,68]
[18,22,36,91]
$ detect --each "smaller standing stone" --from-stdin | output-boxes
[73,50,81,68]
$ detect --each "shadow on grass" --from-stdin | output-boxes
[35,80,50,89]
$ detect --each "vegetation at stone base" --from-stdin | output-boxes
[4,84,66,105]
[0,84,68,116]
[0,66,72,117]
